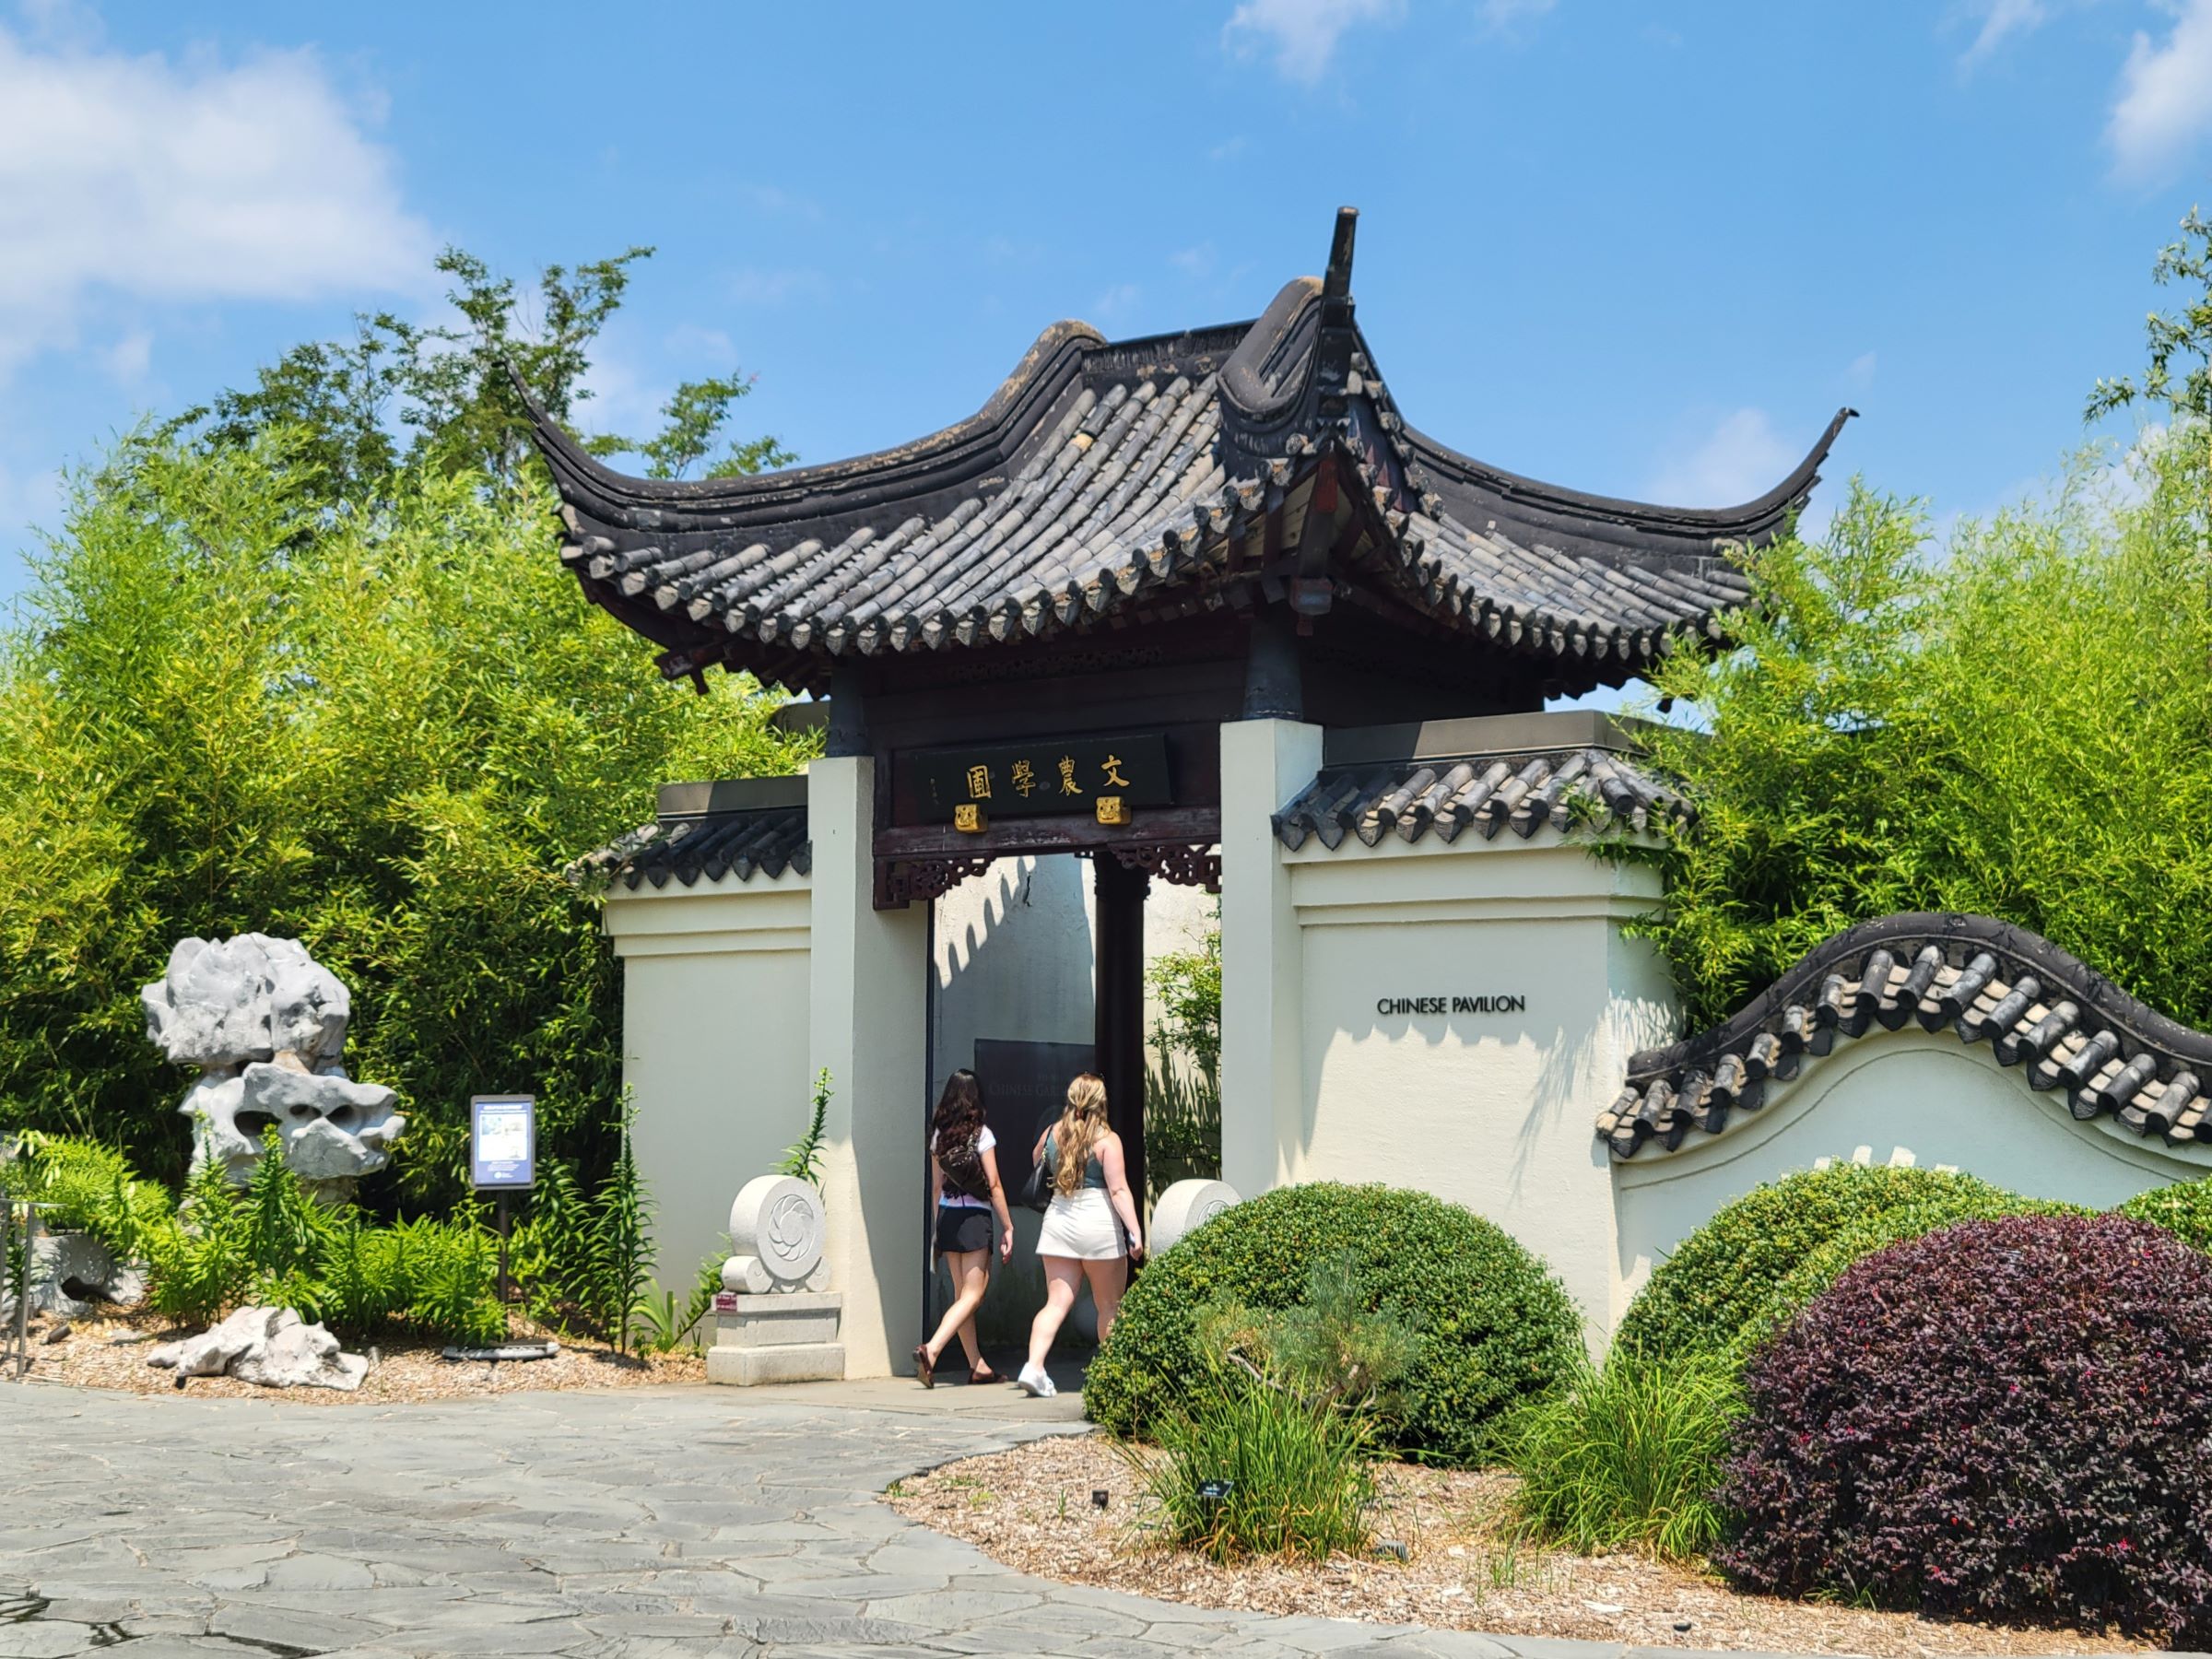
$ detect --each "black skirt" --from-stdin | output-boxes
[935,1205,994,1254]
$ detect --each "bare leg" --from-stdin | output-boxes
[1083,1255,1131,1347]
[924,1250,990,1367]
[1027,1256,1083,1375]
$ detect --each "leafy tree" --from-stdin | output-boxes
[2088,206,2212,431]
[171,244,790,500]
[0,245,815,1199]
[1621,212,2212,1030]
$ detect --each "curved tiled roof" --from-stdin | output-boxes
[570,805,809,891]
[1599,913,2212,1160]
[1276,747,1685,851]
[529,209,1848,697]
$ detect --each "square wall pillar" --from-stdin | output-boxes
[807,755,929,1378]
[1218,719,1323,1196]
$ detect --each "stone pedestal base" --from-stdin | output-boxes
[706,1290,844,1386]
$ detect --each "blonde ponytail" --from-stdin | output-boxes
[1053,1073,1110,1196]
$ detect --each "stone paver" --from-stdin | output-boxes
[0,1380,2082,1659]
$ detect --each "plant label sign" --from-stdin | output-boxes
[470,1094,535,1191]
[712,1290,739,1314]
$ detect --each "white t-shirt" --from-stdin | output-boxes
[933,1125,996,1209]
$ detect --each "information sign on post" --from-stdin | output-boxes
[469,1095,535,1308]
[470,1095,536,1191]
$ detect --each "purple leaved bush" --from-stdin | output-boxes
[1715,1213,2212,1645]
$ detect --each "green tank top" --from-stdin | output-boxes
[1041,1132,1107,1190]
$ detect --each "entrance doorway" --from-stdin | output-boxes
[920,851,1219,1378]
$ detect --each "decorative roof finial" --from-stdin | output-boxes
[1323,206,1359,299]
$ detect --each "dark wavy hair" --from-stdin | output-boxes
[931,1069,984,1152]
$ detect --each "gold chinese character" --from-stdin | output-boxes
[1095,796,1126,826]
[954,803,985,832]
[964,764,992,800]
[1101,754,1131,789]
[1057,757,1081,795]
[1011,759,1037,797]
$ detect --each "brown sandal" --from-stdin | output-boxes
[913,1345,935,1389]
[968,1362,1000,1386]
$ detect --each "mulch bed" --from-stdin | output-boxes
[885,1431,2146,1656]
[6,1304,704,1403]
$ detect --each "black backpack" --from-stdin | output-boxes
[937,1127,991,1203]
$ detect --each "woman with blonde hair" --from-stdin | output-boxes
[1018,1072,1144,1397]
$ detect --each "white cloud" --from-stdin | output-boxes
[725,267,829,307]
[1648,408,1799,508]
[0,24,432,382]
[1480,0,1556,31]
[1959,0,2049,66]
[1221,0,1405,84]
[1090,283,1143,324]
[1843,350,1878,393]
[2108,0,2212,176]
[101,326,152,385]
[1170,243,1217,277]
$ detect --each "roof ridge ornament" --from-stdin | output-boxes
[1323,206,1358,300]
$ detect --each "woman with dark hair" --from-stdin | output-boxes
[914,1068,1013,1387]
[1017,1072,1144,1397]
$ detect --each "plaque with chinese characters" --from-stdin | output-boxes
[912,734,1171,821]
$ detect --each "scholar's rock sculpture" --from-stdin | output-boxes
[142,935,406,1194]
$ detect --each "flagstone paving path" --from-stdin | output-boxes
[0,1379,1811,1658]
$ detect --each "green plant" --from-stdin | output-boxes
[239,1131,329,1288]
[1147,918,1221,1083]
[779,1070,832,1188]
[1128,1356,1378,1562]
[1085,1183,1581,1466]
[2116,1177,2212,1253]
[1614,1163,2034,1365]
[1718,1215,2212,1646]
[587,1104,654,1353]
[1144,1051,1220,1201]
[145,1159,249,1327]
[512,1155,594,1328]
[1198,1250,1418,1418]
[0,1132,171,1260]
[318,1212,409,1334]
[1507,1350,1741,1559]
[404,1219,506,1347]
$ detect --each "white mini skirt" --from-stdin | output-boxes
[1035,1188,1126,1261]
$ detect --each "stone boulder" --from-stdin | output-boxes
[140,933,406,1194]
[147,1306,368,1392]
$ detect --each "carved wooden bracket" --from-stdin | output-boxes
[873,855,995,911]
[1105,841,1222,893]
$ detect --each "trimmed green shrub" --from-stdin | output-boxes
[1727,1186,2083,1363]
[1085,1183,1581,1465]
[1718,1215,2212,1645]
[2115,1178,2212,1253]
[1507,1351,1741,1560]
[1617,1163,2038,1364]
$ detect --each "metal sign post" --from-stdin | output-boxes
[469,1096,536,1306]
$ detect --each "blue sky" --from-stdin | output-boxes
[2,0,2207,613]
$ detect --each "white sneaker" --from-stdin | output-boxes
[1017,1362,1056,1397]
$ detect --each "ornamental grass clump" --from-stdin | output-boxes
[1131,1355,1379,1563]
[1716,1213,2212,1646]
[1506,1350,1741,1560]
